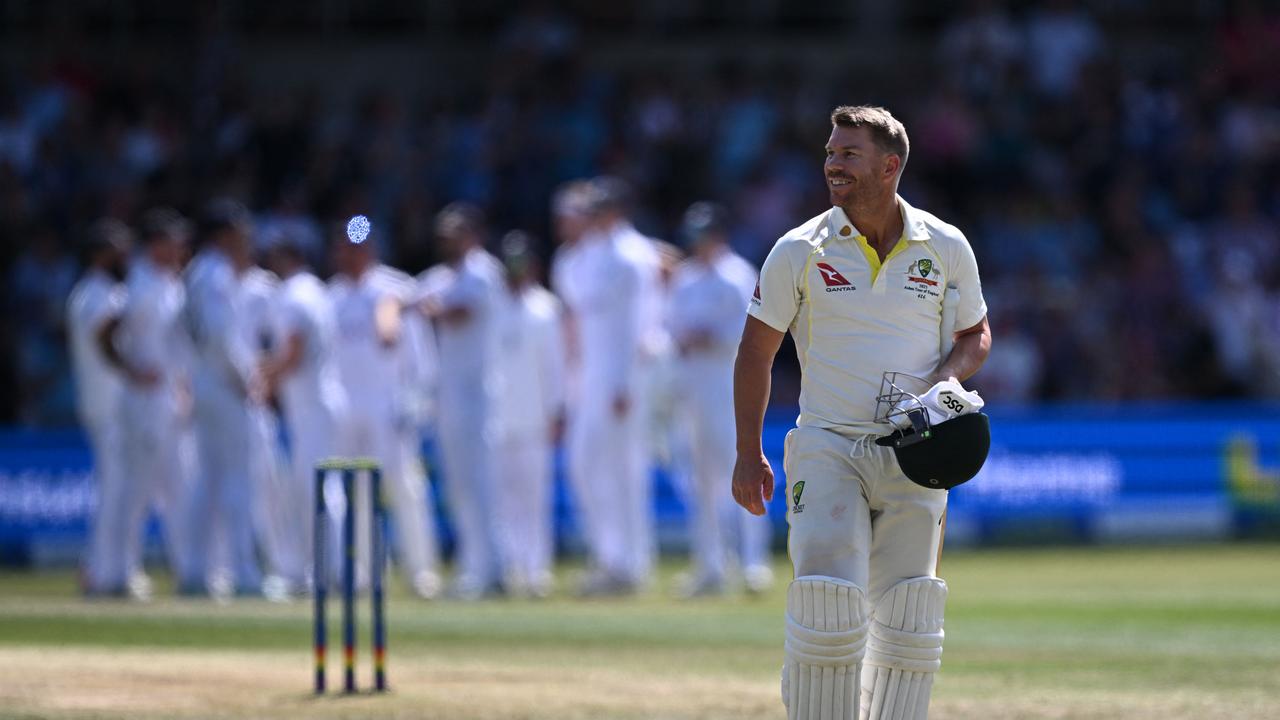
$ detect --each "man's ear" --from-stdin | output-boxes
[883,153,901,182]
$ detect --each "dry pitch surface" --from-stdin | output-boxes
[1,545,1278,719]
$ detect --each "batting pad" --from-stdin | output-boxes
[782,575,869,720]
[860,577,947,720]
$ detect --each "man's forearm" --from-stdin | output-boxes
[937,320,991,382]
[734,346,773,454]
[262,333,305,383]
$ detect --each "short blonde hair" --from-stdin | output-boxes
[830,105,909,172]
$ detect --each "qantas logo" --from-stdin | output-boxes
[753,282,761,300]
[816,263,851,286]
[815,262,856,292]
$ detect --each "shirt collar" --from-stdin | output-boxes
[826,206,860,242]
[826,195,930,244]
[897,195,931,241]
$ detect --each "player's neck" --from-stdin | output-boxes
[695,245,723,265]
[840,194,902,255]
[447,247,472,267]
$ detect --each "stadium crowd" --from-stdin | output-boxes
[1,1,1279,596]
[5,1,1280,427]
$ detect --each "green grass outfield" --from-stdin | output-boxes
[1,544,1278,719]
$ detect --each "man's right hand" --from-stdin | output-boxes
[732,452,775,516]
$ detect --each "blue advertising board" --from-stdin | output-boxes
[2,404,1278,566]
[758,403,1280,544]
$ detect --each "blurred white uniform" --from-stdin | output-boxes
[553,228,651,585]
[394,301,444,591]
[606,221,663,582]
[67,268,128,592]
[116,257,191,582]
[183,248,261,592]
[418,249,503,594]
[669,250,772,586]
[330,265,440,589]
[274,268,349,586]
[239,268,295,584]
[494,283,565,595]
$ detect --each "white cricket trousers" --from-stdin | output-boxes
[342,402,440,589]
[783,425,947,607]
[246,406,296,581]
[118,387,190,581]
[566,393,650,583]
[436,394,498,588]
[680,362,772,581]
[83,412,129,591]
[494,430,554,589]
[184,383,261,591]
[783,426,951,720]
[284,404,340,586]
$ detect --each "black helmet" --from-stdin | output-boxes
[873,372,991,490]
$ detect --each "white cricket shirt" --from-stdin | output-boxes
[66,269,126,423]
[495,284,565,438]
[553,231,644,397]
[748,196,987,434]
[330,265,416,411]
[609,221,668,360]
[118,257,187,387]
[239,266,279,354]
[669,250,757,366]
[186,249,256,394]
[417,248,503,403]
[275,270,345,418]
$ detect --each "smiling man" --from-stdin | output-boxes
[731,106,991,719]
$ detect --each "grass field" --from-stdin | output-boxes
[1,545,1278,719]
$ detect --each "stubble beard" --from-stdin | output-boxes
[837,182,892,221]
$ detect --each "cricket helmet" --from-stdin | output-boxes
[873,372,991,490]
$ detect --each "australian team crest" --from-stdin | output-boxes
[906,258,941,290]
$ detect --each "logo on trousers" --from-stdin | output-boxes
[791,481,806,513]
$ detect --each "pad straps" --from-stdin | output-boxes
[864,577,947,673]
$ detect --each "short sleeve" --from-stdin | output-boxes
[82,287,125,334]
[949,236,987,330]
[440,269,487,312]
[747,241,801,333]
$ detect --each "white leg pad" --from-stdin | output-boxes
[859,577,947,720]
[782,575,869,720]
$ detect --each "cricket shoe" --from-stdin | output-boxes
[743,564,776,596]
[526,571,555,600]
[261,575,294,603]
[412,570,443,600]
[127,571,154,602]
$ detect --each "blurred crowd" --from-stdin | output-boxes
[5,0,1280,429]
